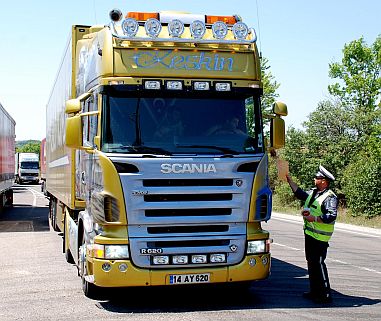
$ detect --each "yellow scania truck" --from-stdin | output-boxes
[46,9,287,298]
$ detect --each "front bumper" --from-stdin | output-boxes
[88,253,271,287]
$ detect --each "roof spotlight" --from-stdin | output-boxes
[232,22,249,40]
[145,18,162,38]
[121,18,139,37]
[190,20,206,39]
[109,8,123,22]
[168,19,184,37]
[212,21,228,39]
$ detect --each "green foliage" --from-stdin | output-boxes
[261,57,280,116]
[283,35,381,218]
[328,35,381,138]
[342,137,381,217]
[246,57,280,137]
[16,140,41,154]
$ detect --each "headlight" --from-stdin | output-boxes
[247,240,266,254]
[105,245,129,259]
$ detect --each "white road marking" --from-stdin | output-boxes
[272,242,381,275]
[27,187,46,206]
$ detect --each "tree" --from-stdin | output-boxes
[283,36,381,216]
[16,141,40,154]
[328,35,381,140]
[246,57,280,136]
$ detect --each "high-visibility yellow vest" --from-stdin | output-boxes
[304,190,336,242]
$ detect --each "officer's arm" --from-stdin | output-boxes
[319,196,338,223]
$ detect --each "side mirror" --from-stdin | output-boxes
[65,116,82,148]
[273,101,288,116]
[270,117,285,149]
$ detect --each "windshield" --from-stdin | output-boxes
[101,91,263,155]
[20,161,39,169]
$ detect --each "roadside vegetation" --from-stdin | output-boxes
[261,35,381,229]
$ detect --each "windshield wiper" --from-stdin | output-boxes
[132,145,172,155]
[106,145,172,155]
[175,144,240,155]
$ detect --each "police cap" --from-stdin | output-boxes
[315,165,335,181]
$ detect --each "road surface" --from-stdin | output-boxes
[0,185,380,320]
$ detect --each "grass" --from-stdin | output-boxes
[272,201,381,229]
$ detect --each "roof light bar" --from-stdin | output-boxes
[109,9,257,44]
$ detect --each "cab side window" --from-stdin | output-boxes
[82,93,98,147]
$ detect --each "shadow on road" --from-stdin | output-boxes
[0,204,49,233]
[96,258,380,312]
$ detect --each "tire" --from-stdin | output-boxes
[79,234,100,299]
[5,189,13,207]
[63,214,75,264]
[49,198,60,232]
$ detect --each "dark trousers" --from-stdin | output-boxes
[304,233,331,298]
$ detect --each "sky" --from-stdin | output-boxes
[0,0,379,141]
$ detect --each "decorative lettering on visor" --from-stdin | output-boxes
[133,50,234,72]
[161,163,217,174]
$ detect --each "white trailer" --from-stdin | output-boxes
[15,152,39,184]
[0,102,15,213]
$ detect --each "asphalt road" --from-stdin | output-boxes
[0,185,380,321]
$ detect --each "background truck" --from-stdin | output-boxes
[15,152,39,184]
[39,138,47,195]
[0,102,15,213]
[46,8,287,298]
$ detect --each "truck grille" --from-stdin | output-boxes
[115,157,258,269]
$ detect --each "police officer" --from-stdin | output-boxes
[286,165,337,304]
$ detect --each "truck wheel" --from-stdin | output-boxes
[79,235,100,299]
[49,198,60,232]
[63,214,75,264]
[5,189,13,207]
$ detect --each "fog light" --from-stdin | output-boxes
[118,263,128,272]
[191,255,207,264]
[102,262,112,272]
[262,256,269,265]
[172,255,188,264]
[248,258,256,267]
[153,256,169,265]
[210,253,226,263]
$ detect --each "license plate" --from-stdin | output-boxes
[169,273,210,285]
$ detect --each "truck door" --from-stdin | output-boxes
[75,93,98,202]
